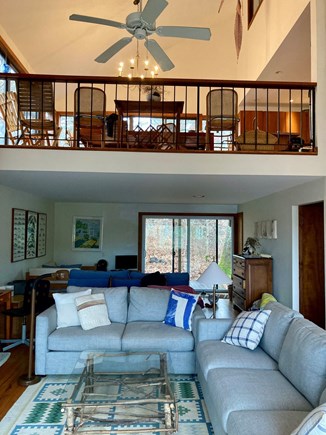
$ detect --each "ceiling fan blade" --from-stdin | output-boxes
[144,39,174,72]
[69,14,125,29]
[95,37,133,63]
[156,26,211,40]
[141,0,168,26]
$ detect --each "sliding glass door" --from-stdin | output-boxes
[142,215,233,280]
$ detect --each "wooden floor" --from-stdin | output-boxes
[0,345,30,420]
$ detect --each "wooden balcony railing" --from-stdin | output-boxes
[0,73,317,154]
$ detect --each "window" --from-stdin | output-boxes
[248,0,264,27]
[141,214,233,280]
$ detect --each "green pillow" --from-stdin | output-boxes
[260,292,277,309]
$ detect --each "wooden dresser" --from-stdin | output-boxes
[232,255,273,310]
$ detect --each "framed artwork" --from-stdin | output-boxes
[26,210,38,259]
[11,208,26,262]
[72,216,103,251]
[37,213,47,257]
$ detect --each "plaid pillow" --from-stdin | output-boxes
[222,310,271,350]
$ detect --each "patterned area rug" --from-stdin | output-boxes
[0,375,214,435]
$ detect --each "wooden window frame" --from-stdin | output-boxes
[248,0,264,28]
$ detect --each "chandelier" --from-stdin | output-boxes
[117,40,159,79]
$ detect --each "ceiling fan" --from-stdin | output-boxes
[69,0,211,72]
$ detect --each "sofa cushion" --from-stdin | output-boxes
[227,410,309,435]
[279,317,326,408]
[127,287,170,322]
[122,321,194,352]
[164,290,199,331]
[165,272,189,286]
[207,367,312,433]
[68,269,129,288]
[66,286,128,323]
[260,301,303,361]
[75,293,111,330]
[222,310,271,350]
[196,340,278,379]
[48,323,125,351]
[291,403,326,435]
[101,287,128,323]
[53,289,92,328]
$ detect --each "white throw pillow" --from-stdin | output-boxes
[222,309,271,350]
[163,289,199,331]
[291,404,326,435]
[53,289,92,328]
[75,293,111,330]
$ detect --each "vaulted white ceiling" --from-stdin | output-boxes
[0,1,314,204]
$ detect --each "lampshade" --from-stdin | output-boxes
[197,261,232,288]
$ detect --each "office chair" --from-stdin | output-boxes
[1,279,51,351]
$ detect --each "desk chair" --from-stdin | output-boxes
[206,88,239,149]
[1,279,51,351]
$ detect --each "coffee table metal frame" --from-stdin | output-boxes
[62,351,178,434]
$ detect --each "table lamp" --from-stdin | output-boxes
[197,261,232,318]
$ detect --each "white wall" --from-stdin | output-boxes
[239,177,325,307]
[238,0,310,80]
[54,202,237,269]
[0,184,54,285]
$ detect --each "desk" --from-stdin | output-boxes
[0,290,12,339]
[114,100,184,147]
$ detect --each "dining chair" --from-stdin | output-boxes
[0,91,33,145]
[205,88,240,149]
[17,80,61,146]
[74,87,106,148]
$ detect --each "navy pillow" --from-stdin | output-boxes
[68,278,109,287]
[140,271,167,287]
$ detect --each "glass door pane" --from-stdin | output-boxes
[144,218,173,273]
[189,219,217,280]
[173,218,188,273]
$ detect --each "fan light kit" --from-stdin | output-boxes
[70,0,211,72]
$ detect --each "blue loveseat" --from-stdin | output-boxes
[67,269,190,288]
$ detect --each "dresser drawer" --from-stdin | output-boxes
[232,291,246,311]
[233,264,245,279]
[233,282,246,299]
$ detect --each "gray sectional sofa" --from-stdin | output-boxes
[195,301,326,435]
[36,286,326,435]
[35,286,204,375]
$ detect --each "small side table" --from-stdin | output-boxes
[0,290,12,339]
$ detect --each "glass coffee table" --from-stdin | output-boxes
[61,351,178,434]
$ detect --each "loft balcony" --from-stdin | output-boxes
[0,73,317,155]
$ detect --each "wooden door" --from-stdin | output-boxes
[299,201,325,327]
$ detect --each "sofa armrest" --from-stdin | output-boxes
[35,305,57,375]
[194,318,234,344]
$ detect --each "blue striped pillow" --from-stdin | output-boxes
[164,289,199,331]
[222,310,271,350]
